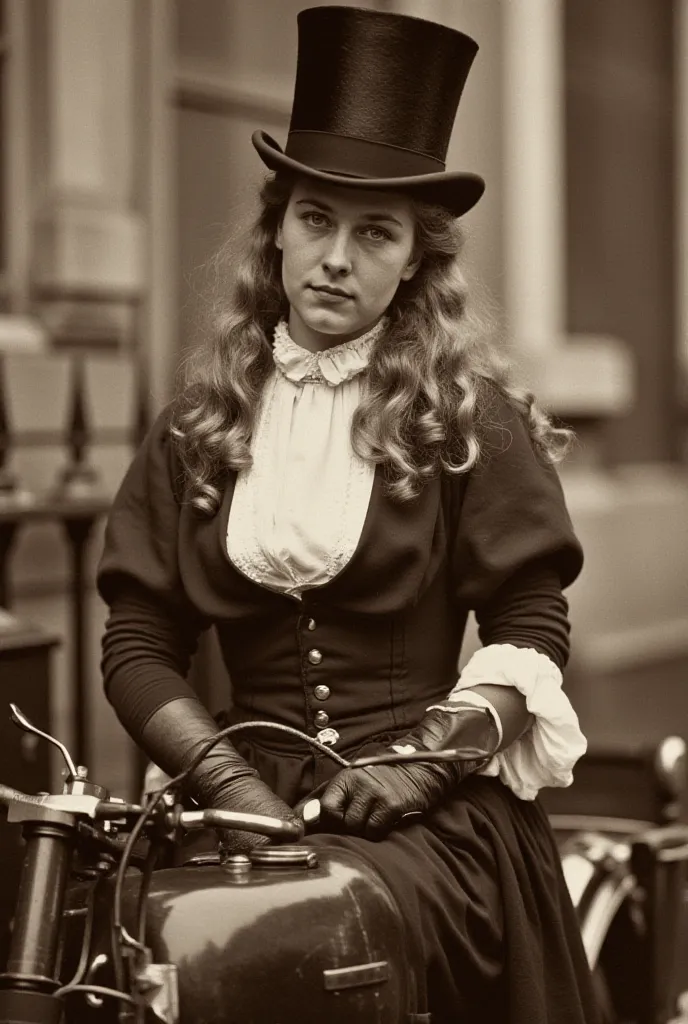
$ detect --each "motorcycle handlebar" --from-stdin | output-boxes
[1,786,301,839]
[95,803,303,839]
[180,808,303,839]
[0,782,46,808]
[1,738,479,837]
[94,801,302,837]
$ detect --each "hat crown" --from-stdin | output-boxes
[289,6,478,167]
[251,5,486,218]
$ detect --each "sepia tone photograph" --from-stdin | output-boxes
[0,1,687,1021]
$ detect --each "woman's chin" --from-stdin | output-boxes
[299,308,360,337]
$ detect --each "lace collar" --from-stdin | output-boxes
[272,318,386,387]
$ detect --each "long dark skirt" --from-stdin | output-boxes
[228,724,601,1024]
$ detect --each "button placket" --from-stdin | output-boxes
[300,613,338,747]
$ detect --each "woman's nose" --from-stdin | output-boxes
[322,229,353,276]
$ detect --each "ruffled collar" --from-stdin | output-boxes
[272,318,386,387]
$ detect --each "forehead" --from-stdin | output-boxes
[289,177,414,221]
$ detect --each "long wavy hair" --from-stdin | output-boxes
[172,172,573,514]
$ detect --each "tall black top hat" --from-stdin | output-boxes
[252,6,485,217]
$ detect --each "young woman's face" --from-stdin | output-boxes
[276,178,420,349]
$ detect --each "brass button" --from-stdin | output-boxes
[314,710,329,728]
[307,649,323,666]
[307,618,317,631]
[314,684,330,701]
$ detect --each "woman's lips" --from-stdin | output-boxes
[309,285,353,303]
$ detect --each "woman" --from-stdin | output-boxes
[98,7,599,1022]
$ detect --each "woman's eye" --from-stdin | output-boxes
[303,212,328,227]
[362,226,391,241]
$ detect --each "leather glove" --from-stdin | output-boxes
[319,703,500,841]
[140,697,302,855]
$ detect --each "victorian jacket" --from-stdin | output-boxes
[98,386,582,759]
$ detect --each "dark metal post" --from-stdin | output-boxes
[55,355,101,498]
[62,514,100,769]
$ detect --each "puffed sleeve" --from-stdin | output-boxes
[445,386,587,800]
[451,386,583,608]
[97,408,209,739]
[98,406,188,606]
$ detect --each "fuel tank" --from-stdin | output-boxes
[65,843,412,1024]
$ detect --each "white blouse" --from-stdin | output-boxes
[226,319,382,597]
[226,320,587,800]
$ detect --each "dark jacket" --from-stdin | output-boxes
[97,387,582,766]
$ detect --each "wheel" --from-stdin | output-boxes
[559,831,645,1023]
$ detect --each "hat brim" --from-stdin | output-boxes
[252,131,485,218]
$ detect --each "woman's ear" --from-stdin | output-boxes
[275,222,284,251]
[400,248,422,281]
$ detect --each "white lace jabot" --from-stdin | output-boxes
[225,320,381,598]
[272,318,385,386]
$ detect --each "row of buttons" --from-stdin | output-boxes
[304,617,338,743]
[309,649,330,727]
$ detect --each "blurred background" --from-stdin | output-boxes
[0,0,687,812]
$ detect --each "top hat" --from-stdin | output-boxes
[252,6,485,217]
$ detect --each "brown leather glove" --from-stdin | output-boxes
[318,703,500,840]
[140,697,302,855]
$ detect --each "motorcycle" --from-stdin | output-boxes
[0,703,489,1024]
[2,703,688,1024]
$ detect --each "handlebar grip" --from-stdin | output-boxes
[180,809,303,840]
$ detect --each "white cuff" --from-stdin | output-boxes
[446,643,588,801]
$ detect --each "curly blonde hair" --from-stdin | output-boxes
[172,172,572,513]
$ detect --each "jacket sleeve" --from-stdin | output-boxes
[451,386,583,611]
[473,559,573,670]
[445,387,587,799]
[97,408,210,740]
